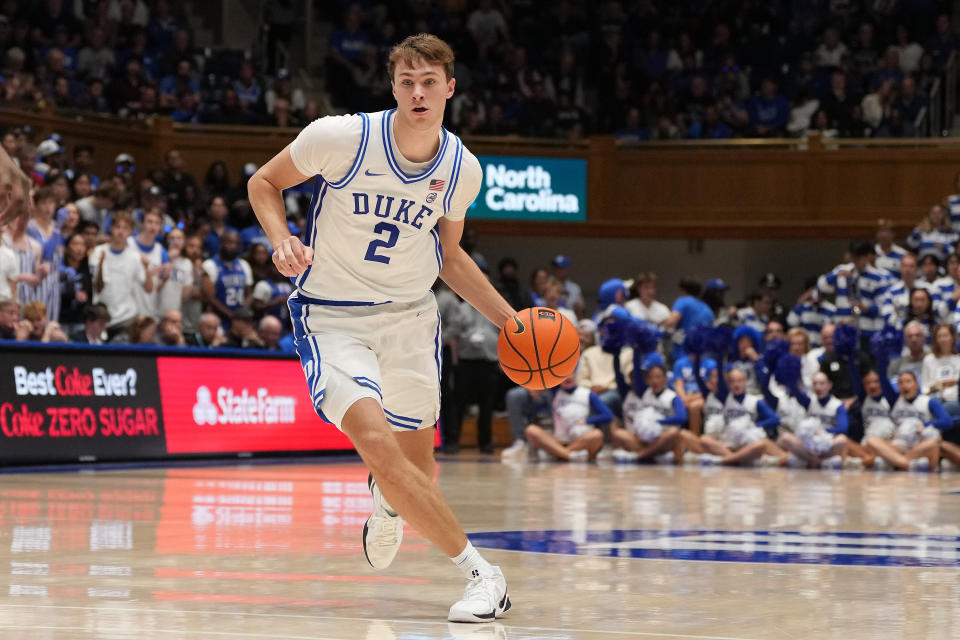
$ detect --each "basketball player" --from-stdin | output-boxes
[248,34,516,623]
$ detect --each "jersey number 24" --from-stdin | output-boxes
[364,222,399,264]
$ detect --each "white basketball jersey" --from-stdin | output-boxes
[297,109,469,304]
[891,394,933,424]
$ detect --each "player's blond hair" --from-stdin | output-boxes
[387,33,455,80]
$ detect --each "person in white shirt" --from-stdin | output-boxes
[128,208,170,319]
[921,323,960,415]
[624,271,670,326]
[0,241,19,302]
[89,211,152,339]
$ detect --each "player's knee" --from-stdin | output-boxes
[353,431,399,470]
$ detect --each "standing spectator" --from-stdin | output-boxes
[528,267,548,307]
[162,230,202,333]
[2,213,46,307]
[906,204,957,262]
[663,279,715,360]
[880,253,938,327]
[735,292,772,333]
[935,253,960,319]
[199,160,232,205]
[896,76,927,125]
[894,25,924,74]
[818,241,893,341]
[625,272,671,326]
[26,187,62,320]
[232,61,264,116]
[128,208,169,319]
[202,230,252,325]
[701,278,734,325]
[201,195,235,257]
[251,263,294,325]
[89,210,152,339]
[577,316,632,418]
[747,77,790,136]
[453,281,501,454]
[467,0,508,50]
[788,277,836,348]
[901,288,938,339]
[58,231,91,334]
[925,13,959,68]
[155,309,186,346]
[875,218,907,278]
[76,181,117,230]
[0,233,19,303]
[551,254,583,318]
[495,258,531,312]
[159,149,197,221]
[146,0,182,52]
[325,5,369,107]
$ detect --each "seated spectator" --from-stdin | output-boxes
[527,267,548,307]
[577,317,632,419]
[890,321,929,381]
[701,278,734,325]
[219,307,264,349]
[258,315,283,351]
[77,27,115,81]
[525,373,610,462]
[861,78,895,129]
[687,105,731,139]
[901,287,939,340]
[551,255,583,318]
[0,232,19,304]
[816,27,849,68]
[155,309,185,346]
[251,263,294,326]
[501,388,553,461]
[90,210,152,339]
[880,253,941,328]
[186,311,225,348]
[112,315,157,345]
[71,302,111,344]
[747,77,789,136]
[0,299,20,340]
[18,300,67,342]
[158,58,199,109]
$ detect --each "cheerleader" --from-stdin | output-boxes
[525,374,610,462]
[871,370,950,471]
[777,372,849,469]
[611,349,688,463]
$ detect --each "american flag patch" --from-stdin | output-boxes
[429,179,445,191]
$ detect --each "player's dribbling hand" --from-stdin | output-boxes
[272,235,314,277]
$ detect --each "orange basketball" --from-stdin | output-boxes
[497,307,581,390]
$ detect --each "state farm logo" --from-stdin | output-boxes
[192,385,296,426]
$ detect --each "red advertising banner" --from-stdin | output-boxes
[156,356,353,454]
[0,350,166,463]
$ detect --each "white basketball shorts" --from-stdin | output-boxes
[288,290,441,431]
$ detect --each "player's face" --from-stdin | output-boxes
[392,61,454,129]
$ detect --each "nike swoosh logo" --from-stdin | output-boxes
[512,316,525,334]
[365,169,385,176]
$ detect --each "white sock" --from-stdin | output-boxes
[450,540,493,580]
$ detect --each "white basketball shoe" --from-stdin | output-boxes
[362,473,403,569]
[448,566,511,623]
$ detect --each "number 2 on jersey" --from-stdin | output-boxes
[364,222,399,264]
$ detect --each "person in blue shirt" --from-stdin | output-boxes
[202,196,237,258]
[747,77,790,136]
[663,279,715,360]
[524,374,611,462]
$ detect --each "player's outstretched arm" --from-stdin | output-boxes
[249,144,314,277]
[436,217,516,328]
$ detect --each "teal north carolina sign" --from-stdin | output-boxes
[470,155,587,222]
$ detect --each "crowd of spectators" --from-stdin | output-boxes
[0,0,329,127]
[2,1,959,139]
[325,0,960,140]
[3,127,960,470]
